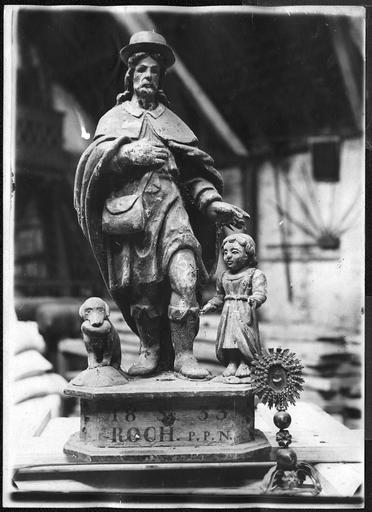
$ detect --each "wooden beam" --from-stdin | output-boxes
[241,160,258,243]
[329,18,363,132]
[347,17,364,57]
[112,11,249,157]
[272,161,293,302]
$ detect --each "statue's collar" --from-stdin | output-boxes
[122,100,165,119]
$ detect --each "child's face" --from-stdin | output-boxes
[223,241,249,273]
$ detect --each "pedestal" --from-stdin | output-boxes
[64,373,270,463]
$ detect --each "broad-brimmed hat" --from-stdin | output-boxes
[120,31,175,68]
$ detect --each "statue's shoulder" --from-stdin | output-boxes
[219,270,229,283]
[93,102,198,143]
[94,104,140,138]
[252,267,264,277]
[99,104,129,123]
[155,106,198,144]
[250,267,266,284]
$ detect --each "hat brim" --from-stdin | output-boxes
[120,42,175,68]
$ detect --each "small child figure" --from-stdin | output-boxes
[201,234,267,379]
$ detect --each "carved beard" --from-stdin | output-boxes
[136,85,158,110]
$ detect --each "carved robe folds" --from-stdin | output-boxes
[74,100,223,333]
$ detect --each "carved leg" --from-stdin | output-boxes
[168,306,209,379]
[128,304,162,376]
[86,345,99,369]
[110,329,123,370]
[168,249,210,379]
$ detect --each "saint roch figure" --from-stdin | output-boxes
[74,31,249,379]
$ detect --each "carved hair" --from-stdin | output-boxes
[116,51,170,107]
[222,234,257,266]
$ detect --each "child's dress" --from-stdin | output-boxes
[209,267,267,366]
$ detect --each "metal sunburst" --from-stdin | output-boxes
[251,347,304,411]
[251,348,321,495]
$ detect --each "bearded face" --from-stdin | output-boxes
[133,55,161,102]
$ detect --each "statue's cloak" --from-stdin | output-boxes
[74,102,223,335]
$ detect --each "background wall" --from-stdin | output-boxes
[258,138,363,335]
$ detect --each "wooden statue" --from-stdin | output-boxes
[65,32,272,467]
[70,297,127,387]
[201,234,267,379]
[79,297,122,371]
[73,31,249,380]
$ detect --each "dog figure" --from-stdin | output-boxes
[79,297,122,371]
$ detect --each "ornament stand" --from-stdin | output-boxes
[261,408,322,495]
[251,347,322,495]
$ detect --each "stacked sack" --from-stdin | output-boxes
[9,309,67,437]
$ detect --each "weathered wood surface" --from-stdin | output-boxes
[257,402,363,463]
[11,394,61,438]
[77,395,255,447]
[11,401,363,499]
[315,462,362,497]
[63,375,266,462]
[64,374,255,399]
[13,402,362,470]
[64,430,270,464]
[12,408,363,500]
[13,469,361,500]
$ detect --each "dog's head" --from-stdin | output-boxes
[79,297,110,327]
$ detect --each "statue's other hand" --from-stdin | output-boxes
[116,140,170,169]
[200,303,215,315]
[206,201,250,229]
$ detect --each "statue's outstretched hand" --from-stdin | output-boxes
[206,201,250,229]
[116,140,169,169]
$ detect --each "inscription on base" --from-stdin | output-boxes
[81,396,254,448]
[111,425,233,444]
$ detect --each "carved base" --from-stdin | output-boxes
[64,373,270,463]
[70,366,128,387]
[64,429,269,463]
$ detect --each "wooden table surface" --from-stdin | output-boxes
[8,402,363,507]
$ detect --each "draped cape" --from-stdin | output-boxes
[74,102,223,335]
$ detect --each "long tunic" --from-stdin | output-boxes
[209,267,267,364]
[106,106,218,289]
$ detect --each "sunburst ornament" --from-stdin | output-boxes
[251,347,304,411]
[252,348,321,495]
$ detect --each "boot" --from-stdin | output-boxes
[235,361,251,378]
[168,306,210,379]
[128,305,161,376]
[223,361,238,377]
